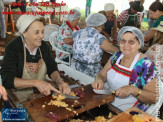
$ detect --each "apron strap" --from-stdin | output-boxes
[129,53,140,70]
[116,53,140,71]
[39,48,43,59]
[116,53,124,64]
[21,36,43,64]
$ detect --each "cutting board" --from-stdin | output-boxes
[109,107,163,122]
[23,84,114,122]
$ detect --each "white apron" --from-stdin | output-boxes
[107,53,140,111]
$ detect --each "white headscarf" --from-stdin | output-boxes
[16,15,44,36]
[104,3,115,12]
[67,9,81,21]
[86,13,107,27]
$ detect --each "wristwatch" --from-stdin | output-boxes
[136,89,142,97]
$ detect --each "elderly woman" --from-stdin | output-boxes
[92,26,159,112]
[71,13,118,77]
[145,1,163,45]
[57,9,81,62]
[102,3,117,40]
[1,15,71,102]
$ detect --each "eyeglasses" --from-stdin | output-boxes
[120,39,138,45]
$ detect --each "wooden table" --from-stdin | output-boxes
[4,3,15,33]
[109,107,163,122]
[22,84,114,122]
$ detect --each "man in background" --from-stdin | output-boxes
[117,1,144,29]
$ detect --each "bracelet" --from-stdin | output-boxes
[136,89,142,97]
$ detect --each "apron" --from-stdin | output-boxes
[15,41,47,102]
[107,53,140,111]
[104,16,114,36]
[123,9,138,27]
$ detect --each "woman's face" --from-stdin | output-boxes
[105,10,114,19]
[71,17,80,27]
[120,32,140,56]
[23,21,44,49]
[149,9,158,19]
[96,25,104,33]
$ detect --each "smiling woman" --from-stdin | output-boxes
[92,26,162,113]
[1,15,71,103]
[144,1,163,44]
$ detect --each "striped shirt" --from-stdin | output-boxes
[117,9,141,26]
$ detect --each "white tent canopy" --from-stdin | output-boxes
[34,0,156,14]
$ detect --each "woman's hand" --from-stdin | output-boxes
[0,85,8,101]
[58,82,71,94]
[91,80,104,90]
[34,80,61,96]
[115,85,136,98]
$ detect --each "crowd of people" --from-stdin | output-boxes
[0,0,163,120]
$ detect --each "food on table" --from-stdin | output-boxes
[74,100,79,104]
[74,87,85,98]
[95,116,106,121]
[48,99,68,107]
[132,114,157,122]
[70,91,77,96]
[44,93,77,115]
[52,94,66,101]
[69,119,84,122]
[42,105,45,108]
[46,112,60,120]
[108,112,113,119]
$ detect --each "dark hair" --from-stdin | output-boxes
[149,1,163,12]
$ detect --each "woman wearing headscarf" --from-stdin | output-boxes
[144,1,163,46]
[92,26,161,112]
[102,3,117,40]
[57,9,81,62]
[71,13,118,77]
[1,15,71,102]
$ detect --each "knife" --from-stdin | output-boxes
[93,89,116,96]
[93,89,112,95]
[64,94,79,99]
[69,84,81,89]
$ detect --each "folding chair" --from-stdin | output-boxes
[49,32,71,66]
